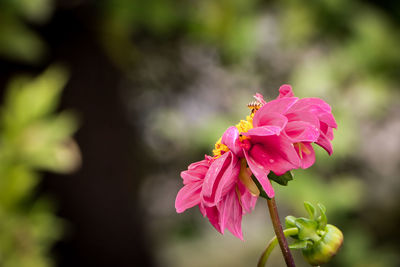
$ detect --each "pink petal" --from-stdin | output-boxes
[181,163,209,184]
[285,121,320,143]
[318,111,337,129]
[294,142,316,169]
[253,111,288,128]
[213,154,240,205]
[244,150,274,198]
[286,97,337,129]
[319,121,334,140]
[289,99,336,128]
[242,125,282,138]
[285,111,320,128]
[256,97,298,115]
[248,136,300,176]
[221,126,242,156]
[177,156,212,212]
[181,170,202,184]
[316,131,333,155]
[290,98,332,113]
[218,189,243,240]
[326,127,334,140]
[254,93,267,105]
[175,182,203,213]
[237,180,257,214]
[278,84,295,98]
[201,153,230,204]
[201,152,240,206]
[188,156,211,170]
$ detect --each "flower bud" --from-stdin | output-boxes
[302,224,343,266]
[285,202,344,266]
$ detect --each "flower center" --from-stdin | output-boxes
[212,94,266,159]
[212,115,254,158]
[236,115,254,136]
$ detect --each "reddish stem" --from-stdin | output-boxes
[266,198,296,267]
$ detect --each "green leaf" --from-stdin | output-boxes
[304,201,317,220]
[0,15,46,63]
[268,171,293,186]
[2,65,68,132]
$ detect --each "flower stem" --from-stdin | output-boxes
[266,198,296,267]
[257,228,298,267]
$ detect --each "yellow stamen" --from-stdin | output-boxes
[212,99,261,158]
[212,115,254,158]
[235,115,254,135]
[212,137,229,158]
[294,142,311,159]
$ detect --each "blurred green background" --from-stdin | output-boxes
[0,0,400,266]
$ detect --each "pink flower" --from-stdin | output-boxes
[175,84,336,239]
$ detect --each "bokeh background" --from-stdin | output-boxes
[1,0,400,266]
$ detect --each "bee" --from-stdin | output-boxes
[247,101,263,113]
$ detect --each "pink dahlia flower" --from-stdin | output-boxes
[175,84,336,239]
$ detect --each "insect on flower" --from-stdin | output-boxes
[247,100,263,114]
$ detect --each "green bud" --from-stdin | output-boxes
[285,202,344,266]
[302,224,343,266]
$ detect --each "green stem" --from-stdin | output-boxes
[266,198,296,267]
[257,228,299,267]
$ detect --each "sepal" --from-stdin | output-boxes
[285,215,297,229]
[316,203,327,230]
[289,240,311,249]
[251,175,269,199]
[295,218,320,242]
[268,171,293,186]
[250,171,294,200]
[304,201,316,219]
